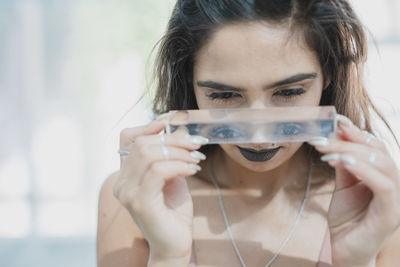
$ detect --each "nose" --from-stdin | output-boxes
[247,98,275,147]
[249,99,267,109]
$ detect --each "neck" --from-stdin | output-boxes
[211,144,311,198]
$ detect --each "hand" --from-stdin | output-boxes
[113,119,208,265]
[308,114,400,267]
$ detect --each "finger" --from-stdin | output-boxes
[336,114,385,152]
[338,157,397,208]
[320,155,361,191]
[314,138,394,177]
[119,120,166,149]
[123,145,206,181]
[147,145,206,164]
[132,131,208,152]
[321,144,398,186]
[155,112,176,135]
[119,121,166,166]
[140,161,200,200]
[155,112,171,123]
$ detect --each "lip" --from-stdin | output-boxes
[237,146,281,162]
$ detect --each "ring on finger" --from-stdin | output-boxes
[161,144,169,160]
[160,131,166,145]
[368,151,377,164]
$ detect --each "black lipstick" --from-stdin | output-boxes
[237,146,281,162]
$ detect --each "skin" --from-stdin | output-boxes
[193,21,324,183]
[97,21,400,267]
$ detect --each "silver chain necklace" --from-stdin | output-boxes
[208,156,312,267]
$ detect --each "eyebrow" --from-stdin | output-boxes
[271,73,317,88]
[196,72,317,91]
[196,81,245,92]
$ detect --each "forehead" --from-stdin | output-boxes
[194,22,320,84]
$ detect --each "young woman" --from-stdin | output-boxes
[97,1,400,266]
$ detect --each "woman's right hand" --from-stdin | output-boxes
[113,119,208,266]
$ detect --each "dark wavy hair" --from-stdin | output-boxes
[151,0,399,157]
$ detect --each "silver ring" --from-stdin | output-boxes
[118,150,130,156]
[160,131,165,145]
[159,132,169,160]
[161,144,169,160]
[368,152,376,164]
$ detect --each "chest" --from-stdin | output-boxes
[189,184,333,267]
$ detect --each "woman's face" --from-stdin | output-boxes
[193,22,324,172]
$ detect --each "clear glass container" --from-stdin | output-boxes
[162,106,337,144]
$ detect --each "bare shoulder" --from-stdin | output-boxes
[376,227,400,267]
[97,172,149,267]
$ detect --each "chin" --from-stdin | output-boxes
[241,159,283,172]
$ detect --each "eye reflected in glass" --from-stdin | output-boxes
[171,120,329,144]
[186,124,201,135]
[274,122,307,137]
[209,124,248,139]
[169,123,249,142]
[202,124,249,142]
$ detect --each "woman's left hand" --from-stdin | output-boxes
[308,114,400,267]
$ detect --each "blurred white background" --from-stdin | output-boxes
[0,0,399,266]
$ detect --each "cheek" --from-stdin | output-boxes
[194,89,209,109]
[219,144,237,157]
[308,81,324,105]
[293,88,323,107]
[312,88,323,104]
[284,142,304,155]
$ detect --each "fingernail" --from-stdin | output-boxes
[321,153,340,162]
[336,114,353,127]
[190,151,206,160]
[188,163,202,171]
[189,135,209,145]
[341,154,357,165]
[362,130,374,138]
[308,137,329,147]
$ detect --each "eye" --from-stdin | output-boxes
[273,88,305,99]
[274,122,306,136]
[187,123,200,135]
[206,92,241,100]
[207,124,248,140]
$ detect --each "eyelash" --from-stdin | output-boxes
[273,88,306,100]
[206,89,306,102]
[207,92,241,100]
